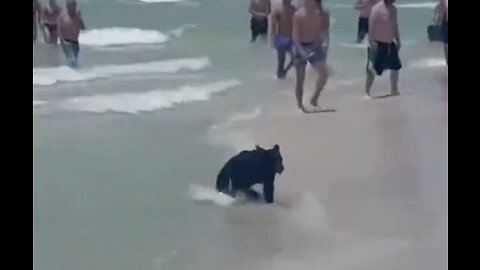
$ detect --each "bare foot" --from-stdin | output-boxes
[310,96,319,107]
[391,90,400,96]
[298,103,308,113]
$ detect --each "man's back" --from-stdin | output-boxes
[272,2,295,36]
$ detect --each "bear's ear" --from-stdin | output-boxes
[273,144,280,151]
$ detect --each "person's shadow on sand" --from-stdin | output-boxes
[373,94,396,99]
[302,108,337,113]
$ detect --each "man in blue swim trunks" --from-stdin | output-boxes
[57,0,85,68]
[292,0,330,112]
[269,0,296,79]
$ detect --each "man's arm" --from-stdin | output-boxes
[268,9,278,47]
[392,7,401,49]
[78,11,86,30]
[38,6,44,26]
[39,7,46,25]
[434,2,445,25]
[368,9,377,46]
[322,10,330,53]
[354,0,363,10]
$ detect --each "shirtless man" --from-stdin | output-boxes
[292,0,330,112]
[249,0,270,43]
[33,0,41,43]
[40,0,62,44]
[354,0,379,43]
[270,0,296,79]
[365,0,401,97]
[434,0,448,66]
[57,0,85,68]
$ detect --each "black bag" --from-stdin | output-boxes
[427,24,442,42]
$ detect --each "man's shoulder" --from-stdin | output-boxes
[294,7,306,16]
[271,4,281,14]
[370,2,382,13]
[372,1,383,8]
[58,12,68,21]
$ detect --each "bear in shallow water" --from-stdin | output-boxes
[216,144,284,203]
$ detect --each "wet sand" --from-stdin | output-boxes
[227,67,448,270]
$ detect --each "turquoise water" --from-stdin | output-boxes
[34,1,445,269]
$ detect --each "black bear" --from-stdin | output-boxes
[216,144,284,203]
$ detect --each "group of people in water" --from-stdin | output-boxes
[33,0,449,108]
[33,0,85,68]
[249,0,448,113]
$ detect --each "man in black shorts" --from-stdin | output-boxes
[248,0,270,42]
[365,0,401,97]
[439,0,448,66]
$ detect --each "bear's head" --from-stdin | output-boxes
[256,144,284,175]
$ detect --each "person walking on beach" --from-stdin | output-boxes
[292,0,330,112]
[57,0,85,68]
[434,0,448,66]
[40,0,62,44]
[249,0,271,43]
[33,0,41,43]
[354,0,379,43]
[270,0,296,79]
[365,0,402,97]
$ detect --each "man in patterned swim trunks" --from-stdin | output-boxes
[292,0,330,112]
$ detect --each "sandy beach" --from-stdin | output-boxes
[223,66,448,270]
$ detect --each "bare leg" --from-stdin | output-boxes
[295,64,307,112]
[250,20,257,43]
[260,34,267,42]
[277,48,287,79]
[390,70,399,96]
[310,61,328,107]
[444,44,448,66]
[42,27,50,44]
[284,51,294,74]
[365,67,375,96]
[50,31,59,45]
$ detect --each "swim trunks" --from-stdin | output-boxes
[61,39,80,68]
[367,41,402,76]
[250,17,268,41]
[294,42,326,67]
[274,34,293,51]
